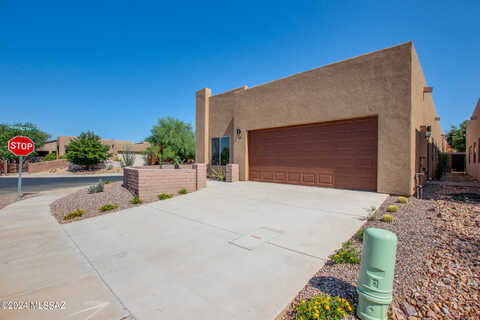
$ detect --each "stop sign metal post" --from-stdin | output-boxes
[8,136,35,199]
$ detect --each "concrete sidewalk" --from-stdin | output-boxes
[0,189,129,320]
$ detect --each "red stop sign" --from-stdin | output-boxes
[8,136,35,156]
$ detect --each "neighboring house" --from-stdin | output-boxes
[196,42,445,196]
[466,98,480,180]
[37,136,150,161]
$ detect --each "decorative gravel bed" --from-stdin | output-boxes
[280,182,480,320]
[50,182,154,223]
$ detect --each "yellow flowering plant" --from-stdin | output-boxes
[330,241,360,264]
[295,294,353,320]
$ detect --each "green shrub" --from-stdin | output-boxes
[356,229,365,242]
[99,203,118,212]
[295,293,353,320]
[63,209,84,220]
[65,131,110,168]
[42,152,57,162]
[103,179,110,184]
[397,196,408,204]
[88,180,105,194]
[178,188,187,195]
[380,214,394,223]
[331,241,360,264]
[387,205,398,212]
[129,197,143,204]
[158,193,173,200]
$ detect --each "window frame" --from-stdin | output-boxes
[474,143,477,164]
[211,136,230,165]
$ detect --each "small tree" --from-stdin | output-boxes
[65,131,110,169]
[146,117,195,162]
[445,120,469,152]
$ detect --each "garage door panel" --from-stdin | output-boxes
[248,117,377,191]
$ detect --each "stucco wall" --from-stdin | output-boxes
[466,99,480,179]
[197,42,443,195]
[410,45,444,190]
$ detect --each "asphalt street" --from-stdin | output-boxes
[0,176,123,195]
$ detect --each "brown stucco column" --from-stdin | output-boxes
[196,88,211,164]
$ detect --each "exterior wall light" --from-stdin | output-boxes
[236,128,241,135]
[425,125,432,138]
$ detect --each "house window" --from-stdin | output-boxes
[474,143,477,163]
[211,136,230,165]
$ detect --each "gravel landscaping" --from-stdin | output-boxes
[50,181,156,223]
[280,180,480,320]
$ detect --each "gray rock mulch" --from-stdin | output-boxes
[280,182,480,320]
[50,182,152,223]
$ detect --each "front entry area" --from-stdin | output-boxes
[248,116,378,191]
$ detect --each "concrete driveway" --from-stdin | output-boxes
[0,181,387,320]
[63,181,387,320]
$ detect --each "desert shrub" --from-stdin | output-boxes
[178,188,187,195]
[121,145,136,167]
[366,206,377,221]
[295,293,353,320]
[209,166,226,181]
[41,152,57,162]
[64,209,84,220]
[356,229,365,242]
[387,205,398,212]
[88,179,105,194]
[99,203,118,212]
[158,193,173,200]
[397,196,408,204]
[331,241,360,264]
[381,214,394,223]
[129,197,143,204]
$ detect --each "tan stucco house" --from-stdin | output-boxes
[37,136,150,159]
[196,42,444,195]
[466,98,480,180]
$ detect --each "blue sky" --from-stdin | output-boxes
[1,1,479,142]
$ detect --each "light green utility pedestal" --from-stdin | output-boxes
[357,228,397,320]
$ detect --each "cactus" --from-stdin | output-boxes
[397,196,408,204]
[380,214,394,223]
[387,205,399,212]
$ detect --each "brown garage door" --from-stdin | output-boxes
[248,117,378,191]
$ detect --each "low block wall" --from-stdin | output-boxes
[28,159,68,173]
[123,163,207,200]
[226,164,239,182]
